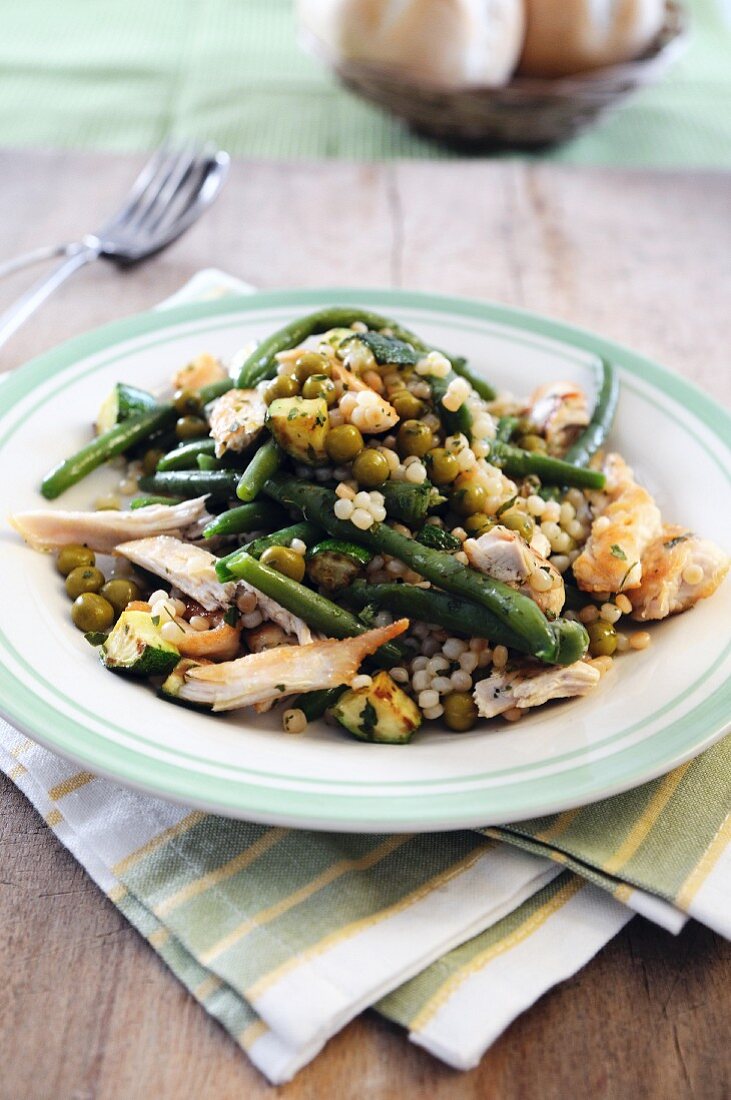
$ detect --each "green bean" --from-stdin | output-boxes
[197,454,220,471]
[488,441,605,490]
[218,552,402,664]
[237,439,282,502]
[449,356,496,402]
[496,416,520,443]
[199,378,234,405]
[564,359,619,467]
[129,494,184,510]
[202,501,286,540]
[294,686,347,722]
[262,475,569,664]
[41,406,175,500]
[552,618,590,665]
[347,582,529,653]
[138,470,239,502]
[236,308,429,389]
[157,439,217,470]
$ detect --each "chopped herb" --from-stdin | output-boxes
[223,607,239,626]
[359,698,378,737]
[664,532,692,549]
[84,631,108,647]
[151,615,160,626]
[619,561,638,590]
[610,544,627,560]
[343,331,420,366]
[275,683,286,693]
[287,407,299,421]
[497,495,518,518]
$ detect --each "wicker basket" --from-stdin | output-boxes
[305,2,688,149]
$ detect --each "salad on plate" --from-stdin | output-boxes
[10,307,729,744]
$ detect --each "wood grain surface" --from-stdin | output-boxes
[0,150,729,1100]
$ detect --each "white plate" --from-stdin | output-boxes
[0,288,729,831]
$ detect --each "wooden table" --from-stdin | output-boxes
[0,150,729,1099]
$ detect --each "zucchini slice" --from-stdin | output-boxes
[100,610,180,677]
[266,396,329,466]
[332,671,422,744]
[306,539,373,591]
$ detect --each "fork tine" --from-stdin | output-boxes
[148,152,211,238]
[95,144,174,236]
[130,143,201,235]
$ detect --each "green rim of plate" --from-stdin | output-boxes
[0,288,729,830]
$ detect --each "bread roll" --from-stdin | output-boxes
[519,0,665,77]
[299,0,525,89]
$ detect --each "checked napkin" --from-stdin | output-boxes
[0,271,728,1084]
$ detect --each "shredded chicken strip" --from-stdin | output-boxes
[116,535,313,642]
[179,619,409,711]
[464,525,565,617]
[628,525,730,621]
[573,453,662,593]
[117,536,235,611]
[474,660,601,719]
[9,497,209,554]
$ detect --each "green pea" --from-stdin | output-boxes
[100,578,142,616]
[173,388,204,416]
[501,510,535,542]
[443,692,478,732]
[260,545,306,582]
[325,424,364,464]
[464,512,495,536]
[71,593,115,633]
[65,566,106,600]
[452,482,487,517]
[518,434,548,453]
[175,416,209,441]
[588,620,617,657]
[56,544,95,577]
[352,449,390,488]
[397,420,433,458]
[302,374,337,406]
[264,373,300,403]
[392,391,426,420]
[294,351,330,382]
[426,447,459,485]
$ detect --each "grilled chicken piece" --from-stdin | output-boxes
[178,619,409,711]
[9,498,209,554]
[116,536,313,642]
[527,381,590,455]
[628,525,730,621]
[117,536,235,611]
[208,387,267,458]
[332,362,399,434]
[172,353,227,394]
[474,660,601,719]
[464,525,565,617]
[573,453,662,594]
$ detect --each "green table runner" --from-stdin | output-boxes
[0,0,729,167]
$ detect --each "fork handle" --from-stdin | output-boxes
[0,240,101,353]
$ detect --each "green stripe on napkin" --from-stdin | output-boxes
[485,736,731,912]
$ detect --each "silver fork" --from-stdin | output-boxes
[0,143,229,351]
